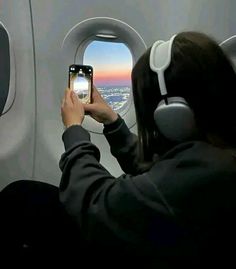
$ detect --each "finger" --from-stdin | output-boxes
[65,88,71,101]
[64,88,70,95]
[64,88,74,106]
[83,103,99,113]
[92,86,104,102]
[92,86,101,97]
[61,98,65,107]
[70,90,78,104]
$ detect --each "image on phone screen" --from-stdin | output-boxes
[69,65,93,104]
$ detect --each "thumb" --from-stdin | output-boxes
[71,90,79,103]
[83,103,99,113]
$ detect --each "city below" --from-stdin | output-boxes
[97,86,131,110]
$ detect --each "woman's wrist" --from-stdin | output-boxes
[65,122,81,129]
[103,112,119,125]
[103,114,123,132]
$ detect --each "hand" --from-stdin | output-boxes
[61,88,85,128]
[84,87,118,124]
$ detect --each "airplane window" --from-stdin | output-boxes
[0,26,10,115]
[83,40,133,111]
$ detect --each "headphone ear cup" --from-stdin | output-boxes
[154,97,197,142]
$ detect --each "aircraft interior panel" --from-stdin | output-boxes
[0,0,35,190]
[0,24,10,115]
[220,36,236,71]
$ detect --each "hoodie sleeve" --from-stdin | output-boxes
[103,115,141,175]
[59,124,175,252]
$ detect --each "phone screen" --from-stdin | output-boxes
[69,64,93,104]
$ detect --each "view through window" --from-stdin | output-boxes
[83,40,133,111]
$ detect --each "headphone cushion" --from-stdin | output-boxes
[154,97,197,142]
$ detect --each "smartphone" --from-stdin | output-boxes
[68,64,93,104]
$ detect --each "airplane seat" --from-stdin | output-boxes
[0,180,81,264]
[220,35,236,71]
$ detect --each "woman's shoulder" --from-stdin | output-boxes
[160,140,236,168]
[146,140,236,213]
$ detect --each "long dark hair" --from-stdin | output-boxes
[132,31,236,164]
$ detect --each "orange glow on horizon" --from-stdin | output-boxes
[94,69,131,85]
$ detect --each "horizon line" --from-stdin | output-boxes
[96,85,131,88]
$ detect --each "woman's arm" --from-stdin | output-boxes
[103,115,141,175]
[81,87,142,174]
[59,88,179,253]
[59,125,176,253]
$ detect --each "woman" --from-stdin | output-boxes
[60,32,236,267]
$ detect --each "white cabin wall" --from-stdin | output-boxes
[0,0,35,190]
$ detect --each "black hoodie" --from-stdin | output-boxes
[59,116,236,268]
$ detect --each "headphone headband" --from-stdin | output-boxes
[149,35,177,96]
[149,34,198,142]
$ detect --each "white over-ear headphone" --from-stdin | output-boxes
[150,34,197,142]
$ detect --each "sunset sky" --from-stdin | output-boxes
[83,41,133,87]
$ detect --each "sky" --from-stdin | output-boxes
[83,41,133,87]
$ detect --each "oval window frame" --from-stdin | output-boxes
[220,35,236,71]
[0,21,16,116]
[62,17,147,134]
